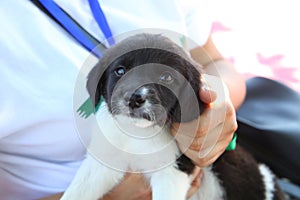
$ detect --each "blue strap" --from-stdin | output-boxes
[38,0,101,55]
[35,0,109,116]
[87,0,115,46]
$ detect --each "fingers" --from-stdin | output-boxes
[187,110,236,167]
[184,132,232,167]
[199,84,217,104]
[200,74,227,105]
[199,74,218,104]
[101,173,152,200]
[190,104,237,152]
[184,123,233,167]
[186,167,203,199]
[172,74,237,168]
[102,169,204,200]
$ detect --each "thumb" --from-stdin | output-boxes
[199,82,217,104]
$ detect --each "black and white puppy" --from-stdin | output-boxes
[62,34,285,200]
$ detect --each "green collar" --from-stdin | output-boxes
[226,132,237,151]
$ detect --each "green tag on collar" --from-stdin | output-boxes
[77,96,103,119]
[226,132,237,151]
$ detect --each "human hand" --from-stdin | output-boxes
[101,173,151,200]
[101,168,203,200]
[186,166,203,199]
[171,74,237,167]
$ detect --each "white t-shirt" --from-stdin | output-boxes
[0,0,211,199]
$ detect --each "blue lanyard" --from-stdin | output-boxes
[87,0,115,46]
[36,0,112,116]
[38,0,114,56]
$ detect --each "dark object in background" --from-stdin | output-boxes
[237,77,300,199]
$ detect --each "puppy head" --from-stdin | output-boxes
[87,34,205,127]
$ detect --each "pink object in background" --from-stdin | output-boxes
[210,19,300,92]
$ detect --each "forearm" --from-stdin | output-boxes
[190,37,246,110]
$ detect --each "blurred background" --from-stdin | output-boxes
[209,0,300,92]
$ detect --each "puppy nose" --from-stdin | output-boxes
[129,93,146,109]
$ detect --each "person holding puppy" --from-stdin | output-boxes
[0,0,245,199]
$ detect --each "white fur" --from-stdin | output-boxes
[62,103,187,200]
[139,86,149,97]
[96,102,177,156]
[259,164,275,200]
[148,167,191,200]
[62,103,224,200]
[61,156,125,200]
[131,117,155,128]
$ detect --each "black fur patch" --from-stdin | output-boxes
[213,145,266,200]
[176,154,195,175]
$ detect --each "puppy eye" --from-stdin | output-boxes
[115,66,126,77]
[160,72,174,84]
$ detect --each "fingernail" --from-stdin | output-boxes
[201,84,212,92]
[198,170,204,180]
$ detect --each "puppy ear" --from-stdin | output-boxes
[86,63,105,108]
[172,84,204,123]
[172,62,205,123]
